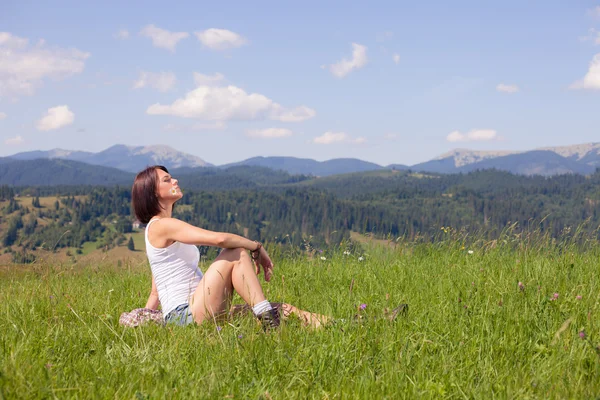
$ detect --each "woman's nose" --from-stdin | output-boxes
[173,178,178,185]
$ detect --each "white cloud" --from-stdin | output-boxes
[314,131,347,144]
[246,128,293,139]
[270,105,316,122]
[393,53,400,65]
[329,43,368,78]
[588,6,600,18]
[0,32,89,98]
[140,24,189,52]
[37,105,75,131]
[570,53,600,90]
[163,121,226,131]
[114,29,129,39]
[313,131,366,144]
[579,28,600,45]
[384,133,398,140]
[0,32,28,48]
[146,84,315,122]
[133,71,176,92]
[193,72,225,87]
[194,28,247,50]
[447,129,498,142]
[0,112,6,120]
[5,135,23,145]
[496,83,520,93]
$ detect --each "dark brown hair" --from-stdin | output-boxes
[131,165,169,224]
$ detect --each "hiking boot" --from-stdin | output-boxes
[257,307,281,331]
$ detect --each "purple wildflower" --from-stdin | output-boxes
[576,295,582,300]
[518,281,525,291]
[238,334,243,339]
[216,326,222,332]
[550,293,559,301]
[360,303,367,310]
[579,331,586,339]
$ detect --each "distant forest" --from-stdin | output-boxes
[2,168,600,259]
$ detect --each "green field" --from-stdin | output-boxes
[1,235,599,399]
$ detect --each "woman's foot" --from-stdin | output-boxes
[256,307,281,331]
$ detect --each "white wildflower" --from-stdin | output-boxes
[320,256,326,261]
[358,256,364,261]
[468,250,474,254]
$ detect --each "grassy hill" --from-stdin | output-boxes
[1,237,598,398]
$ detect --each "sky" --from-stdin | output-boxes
[0,0,599,166]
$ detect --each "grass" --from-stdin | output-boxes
[0,235,599,399]
[130,231,145,251]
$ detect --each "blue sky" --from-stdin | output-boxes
[0,0,599,166]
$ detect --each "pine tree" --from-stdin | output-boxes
[127,236,135,251]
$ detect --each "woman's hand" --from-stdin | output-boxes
[253,247,274,282]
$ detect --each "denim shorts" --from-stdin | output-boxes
[164,303,194,326]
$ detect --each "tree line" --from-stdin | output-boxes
[1,169,600,258]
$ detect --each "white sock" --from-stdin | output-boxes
[252,300,272,316]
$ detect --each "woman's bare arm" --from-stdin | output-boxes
[152,218,261,250]
[144,276,160,310]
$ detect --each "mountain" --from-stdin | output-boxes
[8,145,212,172]
[9,149,94,162]
[539,143,600,168]
[412,149,519,173]
[458,150,595,176]
[222,156,384,176]
[412,144,600,176]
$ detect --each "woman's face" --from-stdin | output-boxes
[155,168,183,202]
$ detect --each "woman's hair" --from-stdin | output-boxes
[131,165,169,224]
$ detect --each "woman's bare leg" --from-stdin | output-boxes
[280,304,331,328]
[190,248,267,324]
[229,303,331,328]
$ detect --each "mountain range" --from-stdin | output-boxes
[8,144,212,173]
[3,142,600,178]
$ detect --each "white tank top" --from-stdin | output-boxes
[145,218,203,317]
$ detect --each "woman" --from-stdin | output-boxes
[132,165,326,329]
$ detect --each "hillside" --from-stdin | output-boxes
[0,159,309,188]
[0,158,134,186]
[3,169,600,266]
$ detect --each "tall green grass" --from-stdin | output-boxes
[1,231,599,398]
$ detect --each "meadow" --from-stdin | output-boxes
[1,231,599,399]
